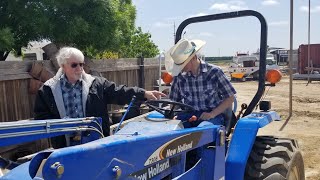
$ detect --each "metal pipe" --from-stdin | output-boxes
[307,0,311,84]
[173,22,176,44]
[175,10,268,116]
[0,126,104,139]
[0,118,95,130]
[0,120,93,130]
[158,52,164,94]
[280,0,293,131]
[0,127,88,139]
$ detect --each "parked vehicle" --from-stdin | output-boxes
[229,53,279,81]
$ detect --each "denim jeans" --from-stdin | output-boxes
[177,111,224,128]
[180,112,224,170]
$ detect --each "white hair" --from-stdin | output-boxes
[56,47,84,67]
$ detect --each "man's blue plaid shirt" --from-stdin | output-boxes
[169,60,236,111]
[60,75,84,118]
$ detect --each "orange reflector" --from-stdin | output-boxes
[266,69,282,84]
[231,72,245,79]
[161,72,173,84]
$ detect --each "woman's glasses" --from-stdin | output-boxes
[70,63,84,68]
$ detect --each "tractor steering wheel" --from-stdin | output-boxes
[145,99,195,119]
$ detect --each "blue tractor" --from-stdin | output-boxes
[0,10,305,180]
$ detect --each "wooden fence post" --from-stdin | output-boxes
[42,43,59,71]
[138,56,145,89]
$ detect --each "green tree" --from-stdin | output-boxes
[0,0,138,60]
[0,0,47,60]
[0,28,14,60]
[120,27,159,58]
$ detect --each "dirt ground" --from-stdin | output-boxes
[220,64,320,179]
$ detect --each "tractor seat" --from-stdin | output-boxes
[223,107,237,137]
[223,96,238,137]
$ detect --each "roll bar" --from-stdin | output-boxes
[175,10,268,116]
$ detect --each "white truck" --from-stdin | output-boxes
[228,53,279,81]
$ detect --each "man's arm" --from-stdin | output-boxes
[144,90,166,100]
[200,67,236,120]
[34,87,58,120]
[199,95,234,120]
[102,78,164,105]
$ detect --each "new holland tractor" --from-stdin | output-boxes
[0,10,305,180]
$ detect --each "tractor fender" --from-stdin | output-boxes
[225,111,280,180]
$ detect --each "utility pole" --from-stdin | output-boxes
[173,22,176,44]
[307,0,311,85]
[280,0,294,131]
[289,0,293,119]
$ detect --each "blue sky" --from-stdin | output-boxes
[132,0,320,56]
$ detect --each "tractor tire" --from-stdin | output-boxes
[244,136,305,180]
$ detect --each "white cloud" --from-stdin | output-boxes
[165,16,184,22]
[153,22,172,28]
[199,32,214,37]
[209,1,248,11]
[182,31,214,39]
[269,21,288,27]
[261,0,279,6]
[300,6,320,13]
[187,13,208,18]
[132,0,146,7]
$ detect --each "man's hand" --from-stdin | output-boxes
[199,111,215,120]
[144,90,166,100]
[188,115,197,122]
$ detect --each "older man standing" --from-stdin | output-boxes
[34,47,164,148]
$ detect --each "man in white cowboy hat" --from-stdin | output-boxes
[165,39,236,127]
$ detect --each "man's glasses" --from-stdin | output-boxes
[70,62,84,68]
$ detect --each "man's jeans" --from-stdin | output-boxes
[176,111,224,128]
[176,111,224,170]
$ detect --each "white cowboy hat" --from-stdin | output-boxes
[165,39,206,76]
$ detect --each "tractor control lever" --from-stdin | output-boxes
[114,96,136,133]
[236,103,248,120]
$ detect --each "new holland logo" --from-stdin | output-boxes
[130,157,181,180]
[144,132,202,166]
